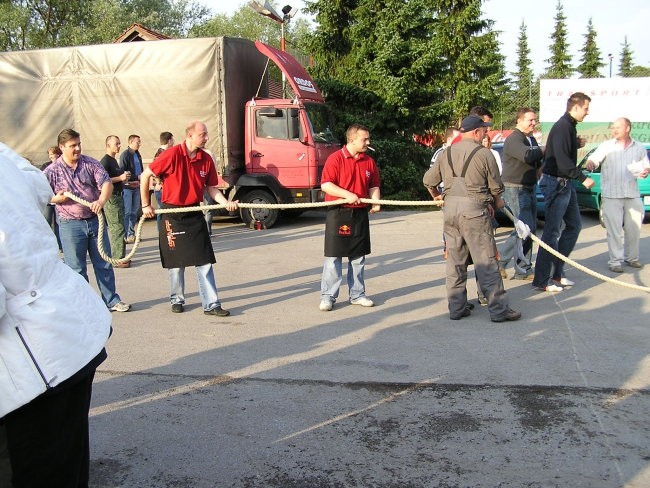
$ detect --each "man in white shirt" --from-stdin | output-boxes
[586,118,650,272]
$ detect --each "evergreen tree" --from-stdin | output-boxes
[577,18,604,78]
[543,0,572,78]
[513,20,534,108]
[618,36,634,77]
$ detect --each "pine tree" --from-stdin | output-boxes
[577,18,604,78]
[543,0,573,78]
[618,36,634,77]
[513,20,535,108]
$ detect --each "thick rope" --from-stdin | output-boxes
[63,191,649,293]
[500,207,650,293]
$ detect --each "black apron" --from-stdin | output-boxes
[159,204,215,269]
[324,206,371,258]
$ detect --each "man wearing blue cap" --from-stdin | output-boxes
[424,114,521,322]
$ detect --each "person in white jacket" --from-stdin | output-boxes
[0,142,111,487]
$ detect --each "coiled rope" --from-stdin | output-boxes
[63,191,648,293]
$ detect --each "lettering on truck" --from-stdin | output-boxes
[294,77,317,94]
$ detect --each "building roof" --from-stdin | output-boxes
[114,23,171,43]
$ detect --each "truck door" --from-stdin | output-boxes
[250,106,314,188]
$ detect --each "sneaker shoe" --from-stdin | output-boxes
[125,235,136,244]
[204,306,230,317]
[319,300,333,311]
[609,264,624,273]
[491,308,522,323]
[477,295,488,306]
[110,301,131,312]
[625,260,643,269]
[552,277,574,287]
[113,260,131,268]
[535,284,563,293]
[171,303,184,313]
[512,273,534,281]
[450,306,472,320]
[350,296,374,307]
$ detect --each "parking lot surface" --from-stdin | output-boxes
[89,210,650,488]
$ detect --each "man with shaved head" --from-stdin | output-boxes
[586,118,650,272]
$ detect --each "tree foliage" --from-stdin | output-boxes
[543,0,572,79]
[0,0,210,50]
[577,18,604,78]
[618,36,634,77]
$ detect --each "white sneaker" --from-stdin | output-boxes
[110,301,131,312]
[536,284,563,293]
[552,277,574,287]
[350,296,374,307]
[319,300,333,311]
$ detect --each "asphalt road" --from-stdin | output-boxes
[87,209,650,488]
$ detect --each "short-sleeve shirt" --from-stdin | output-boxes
[99,154,125,194]
[148,142,220,206]
[44,155,110,220]
[589,138,650,199]
[321,146,380,208]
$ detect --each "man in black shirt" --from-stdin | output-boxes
[532,93,595,292]
[100,135,131,267]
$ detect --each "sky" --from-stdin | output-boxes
[204,0,650,78]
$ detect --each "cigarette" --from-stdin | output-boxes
[367,146,375,152]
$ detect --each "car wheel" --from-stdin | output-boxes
[240,190,279,228]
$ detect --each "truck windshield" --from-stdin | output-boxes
[304,103,337,144]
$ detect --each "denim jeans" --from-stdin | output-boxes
[122,187,141,238]
[169,264,221,310]
[320,255,366,303]
[57,216,120,307]
[153,189,163,233]
[499,185,537,276]
[532,174,582,287]
[203,190,217,234]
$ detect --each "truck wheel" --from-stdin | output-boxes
[240,190,279,228]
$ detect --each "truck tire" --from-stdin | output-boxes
[240,190,279,228]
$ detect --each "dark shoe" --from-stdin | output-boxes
[491,308,522,323]
[113,260,131,268]
[512,273,534,280]
[204,306,230,317]
[171,303,184,313]
[466,302,475,311]
[450,306,472,320]
[625,260,643,269]
[609,264,624,273]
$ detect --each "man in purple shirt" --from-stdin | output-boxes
[44,128,130,312]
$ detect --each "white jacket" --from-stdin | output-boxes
[0,143,111,417]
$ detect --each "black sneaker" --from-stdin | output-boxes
[204,306,230,317]
[171,303,184,313]
[491,308,522,323]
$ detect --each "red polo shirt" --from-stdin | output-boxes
[149,143,220,206]
[321,146,380,208]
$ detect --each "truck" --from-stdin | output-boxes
[0,36,339,228]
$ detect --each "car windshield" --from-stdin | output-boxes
[304,103,337,144]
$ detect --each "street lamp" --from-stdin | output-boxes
[248,1,298,52]
[608,53,613,78]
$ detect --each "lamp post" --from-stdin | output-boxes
[248,1,297,52]
[608,53,613,78]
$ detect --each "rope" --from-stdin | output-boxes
[63,191,649,293]
[500,207,650,293]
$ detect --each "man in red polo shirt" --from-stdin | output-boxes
[140,121,238,316]
[319,124,381,312]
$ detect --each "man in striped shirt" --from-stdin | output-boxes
[586,118,650,272]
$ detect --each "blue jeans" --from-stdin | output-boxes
[169,264,221,311]
[532,174,582,287]
[57,216,120,308]
[499,185,537,276]
[154,189,163,233]
[320,255,366,303]
[123,187,141,238]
